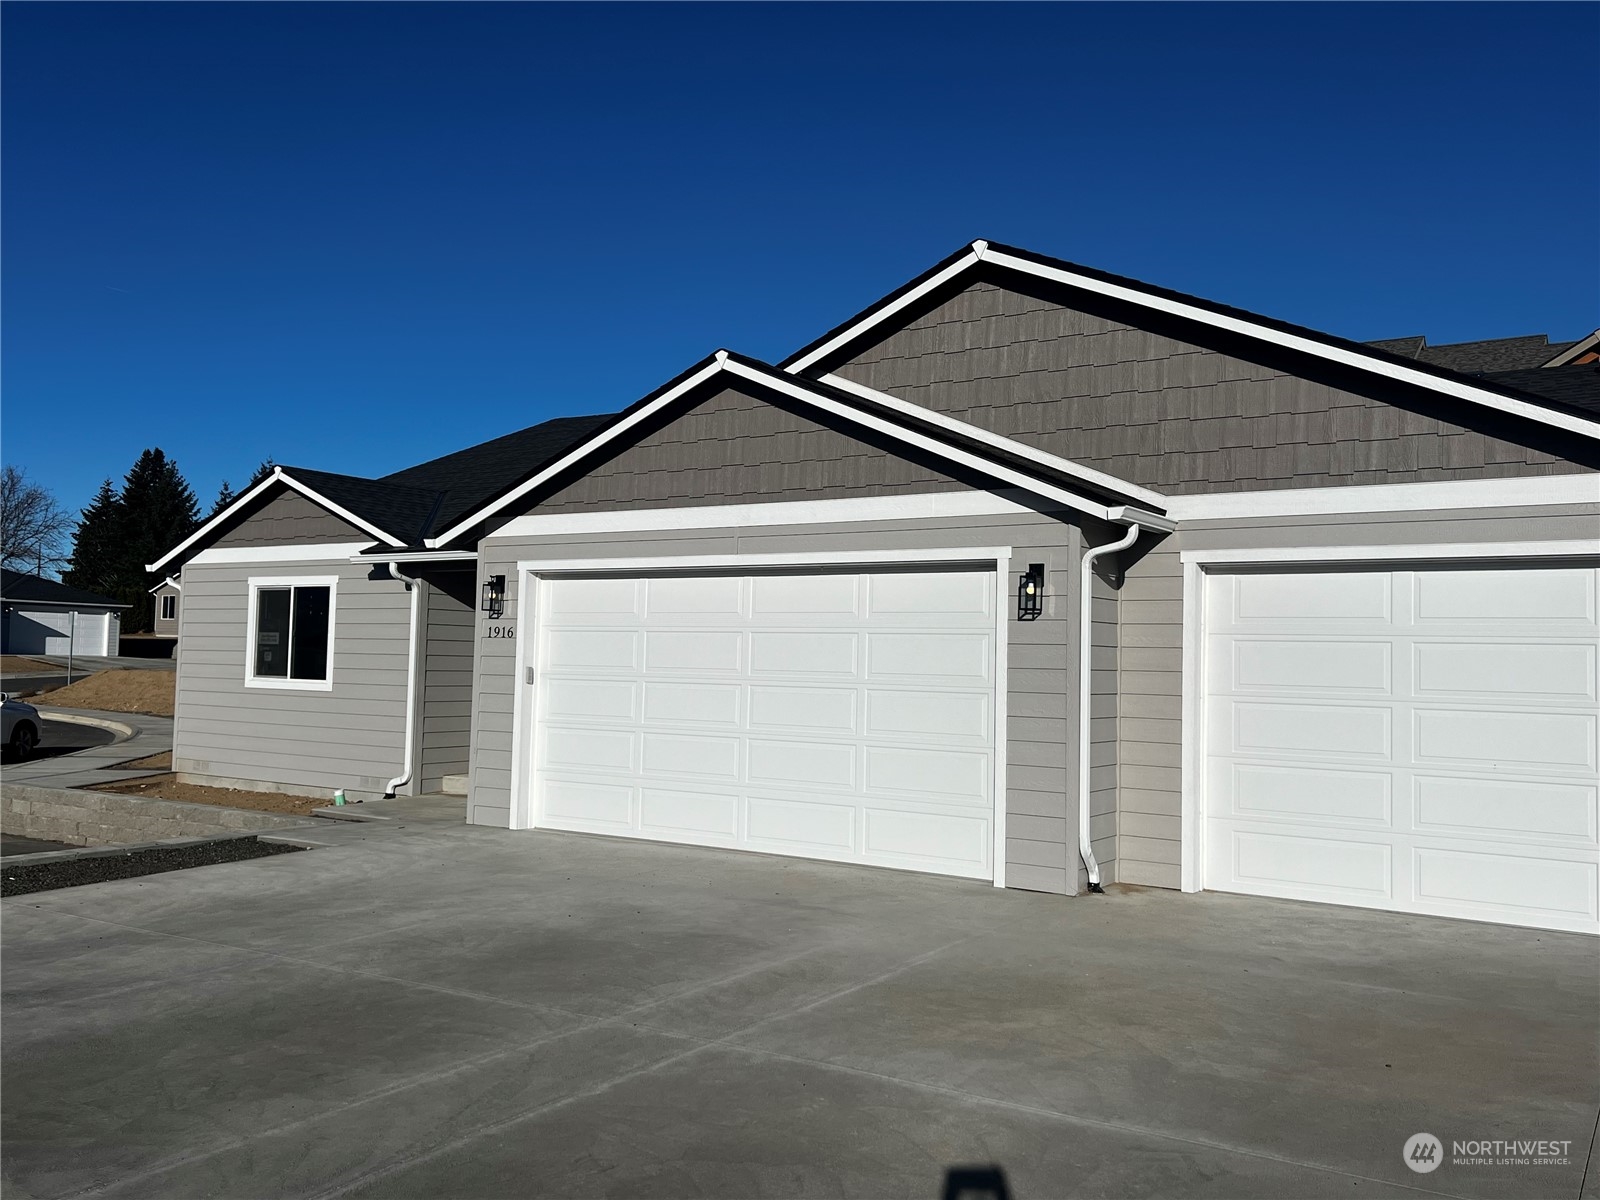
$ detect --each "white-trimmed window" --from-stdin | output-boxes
[159,593,177,621]
[246,576,337,690]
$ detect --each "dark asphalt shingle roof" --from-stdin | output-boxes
[1,569,127,608]
[378,412,614,537]
[1368,334,1575,373]
[273,467,446,546]
[1477,365,1600,417]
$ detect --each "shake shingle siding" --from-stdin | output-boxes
[535,385,965,512]
[214,489,369,547]
[831,281,1589,493]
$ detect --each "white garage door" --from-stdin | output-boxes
[3,608,111,657]
[528,568,998,879]
[1204,566,1599,933]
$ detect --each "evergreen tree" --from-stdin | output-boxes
[247,458,277,488]
[117,449,200,631]
[211,480,237,516]
[63,479,125,596]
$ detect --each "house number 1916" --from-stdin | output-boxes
[485,625,516,639]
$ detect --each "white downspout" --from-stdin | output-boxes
[383,562,423,799]
[1078,522,1142,893]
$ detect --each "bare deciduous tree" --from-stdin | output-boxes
[0,465,73,576]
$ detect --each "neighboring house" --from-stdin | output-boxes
[1,570,127,657]
[150,577,182,639]
[1367,329,1600,370]
[149,240,1600,934]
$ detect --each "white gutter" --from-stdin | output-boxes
[1078,521,1142,893]
[382,562,423,799]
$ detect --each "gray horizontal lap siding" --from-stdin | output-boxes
[152,584,180,636]
[420,579,475,793]
[215,489,372,546]
[830,281,1591,494]
[173,560,412,796]
[470,509,1093,895]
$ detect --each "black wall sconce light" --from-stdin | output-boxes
[481,574,506,618]
[1017,563,1044,621]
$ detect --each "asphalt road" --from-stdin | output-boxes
[0,833,75,857]
[7,717,117,762]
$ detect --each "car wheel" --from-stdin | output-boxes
[10,723,38,761]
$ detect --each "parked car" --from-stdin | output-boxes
[2,693,43,760]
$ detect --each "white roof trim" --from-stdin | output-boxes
[819,371,1168,509]
[428,353,1157,546]
[188,542,375,566]
[789,241,1600,442]
[147,576,182,594]
[346,549,478,564]
[147,467,400,572]
[427,358,726,547]
[1166,471,1600,522]
[1544,330,1600,368]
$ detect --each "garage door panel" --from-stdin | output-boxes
[532,569,996,881]
[747,685,857,734]
[1227,701,1392,760]
[1227,829,1393,899]
[1413,569,1596,625]
[862,808,990,877]
[547,578,642,617]
[745,795,856,853]
[1229,639,1392,693]
[1232,572,1391,623]
[1206,565,1600,933]
[645,630,743,673]
[1221,762,1392,827]
[1413,846,1598,925]
[1413,776,1598,843]
[750,631,858,677]
[1412,642,1597,702]
[642,681,741,726]
[1413,708,1595,771]
[639,787,739,840]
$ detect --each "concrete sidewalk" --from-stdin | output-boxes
[2,823,1595,1200]
[2,707,172,789]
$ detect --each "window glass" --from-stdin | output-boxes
[254,588,291,677]
[290,586,331,680]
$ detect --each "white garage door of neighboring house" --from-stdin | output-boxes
[528,569,999,880]
[1204,566,1600,933]
[3,608,112,657]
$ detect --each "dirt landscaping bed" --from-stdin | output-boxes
[34,669,175,716]
[115,751,173,771]
[92,774,327,817]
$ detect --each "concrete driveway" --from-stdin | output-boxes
[3,820,1596,1200]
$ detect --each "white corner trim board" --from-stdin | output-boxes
[1166,472,1600,521]
[818,371,1170,509]
[189,542,377,566]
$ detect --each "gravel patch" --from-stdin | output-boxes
[1,837,305,896]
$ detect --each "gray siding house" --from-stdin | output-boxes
[150,577,181,639]
[150,240,1600,934]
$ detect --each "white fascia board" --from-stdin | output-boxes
[1166,472,1600,522]
[427,359,727,547]
[1545,330,1599,367]
[978,248,1600,442]
[517,546,1013,577]
[488,490,1062,541]
[147,576,182,594]
[722,359,1117,523]
[188,542,376,566]
[146,468,403,572]
[818,371,1170,510]
[784,246,985,374]
[1180,539,1600,566]
[346,549,479,564]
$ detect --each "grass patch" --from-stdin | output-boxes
[0,656,57,674]
[33,669,175,716]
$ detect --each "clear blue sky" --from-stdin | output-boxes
[5,2,1597,520]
